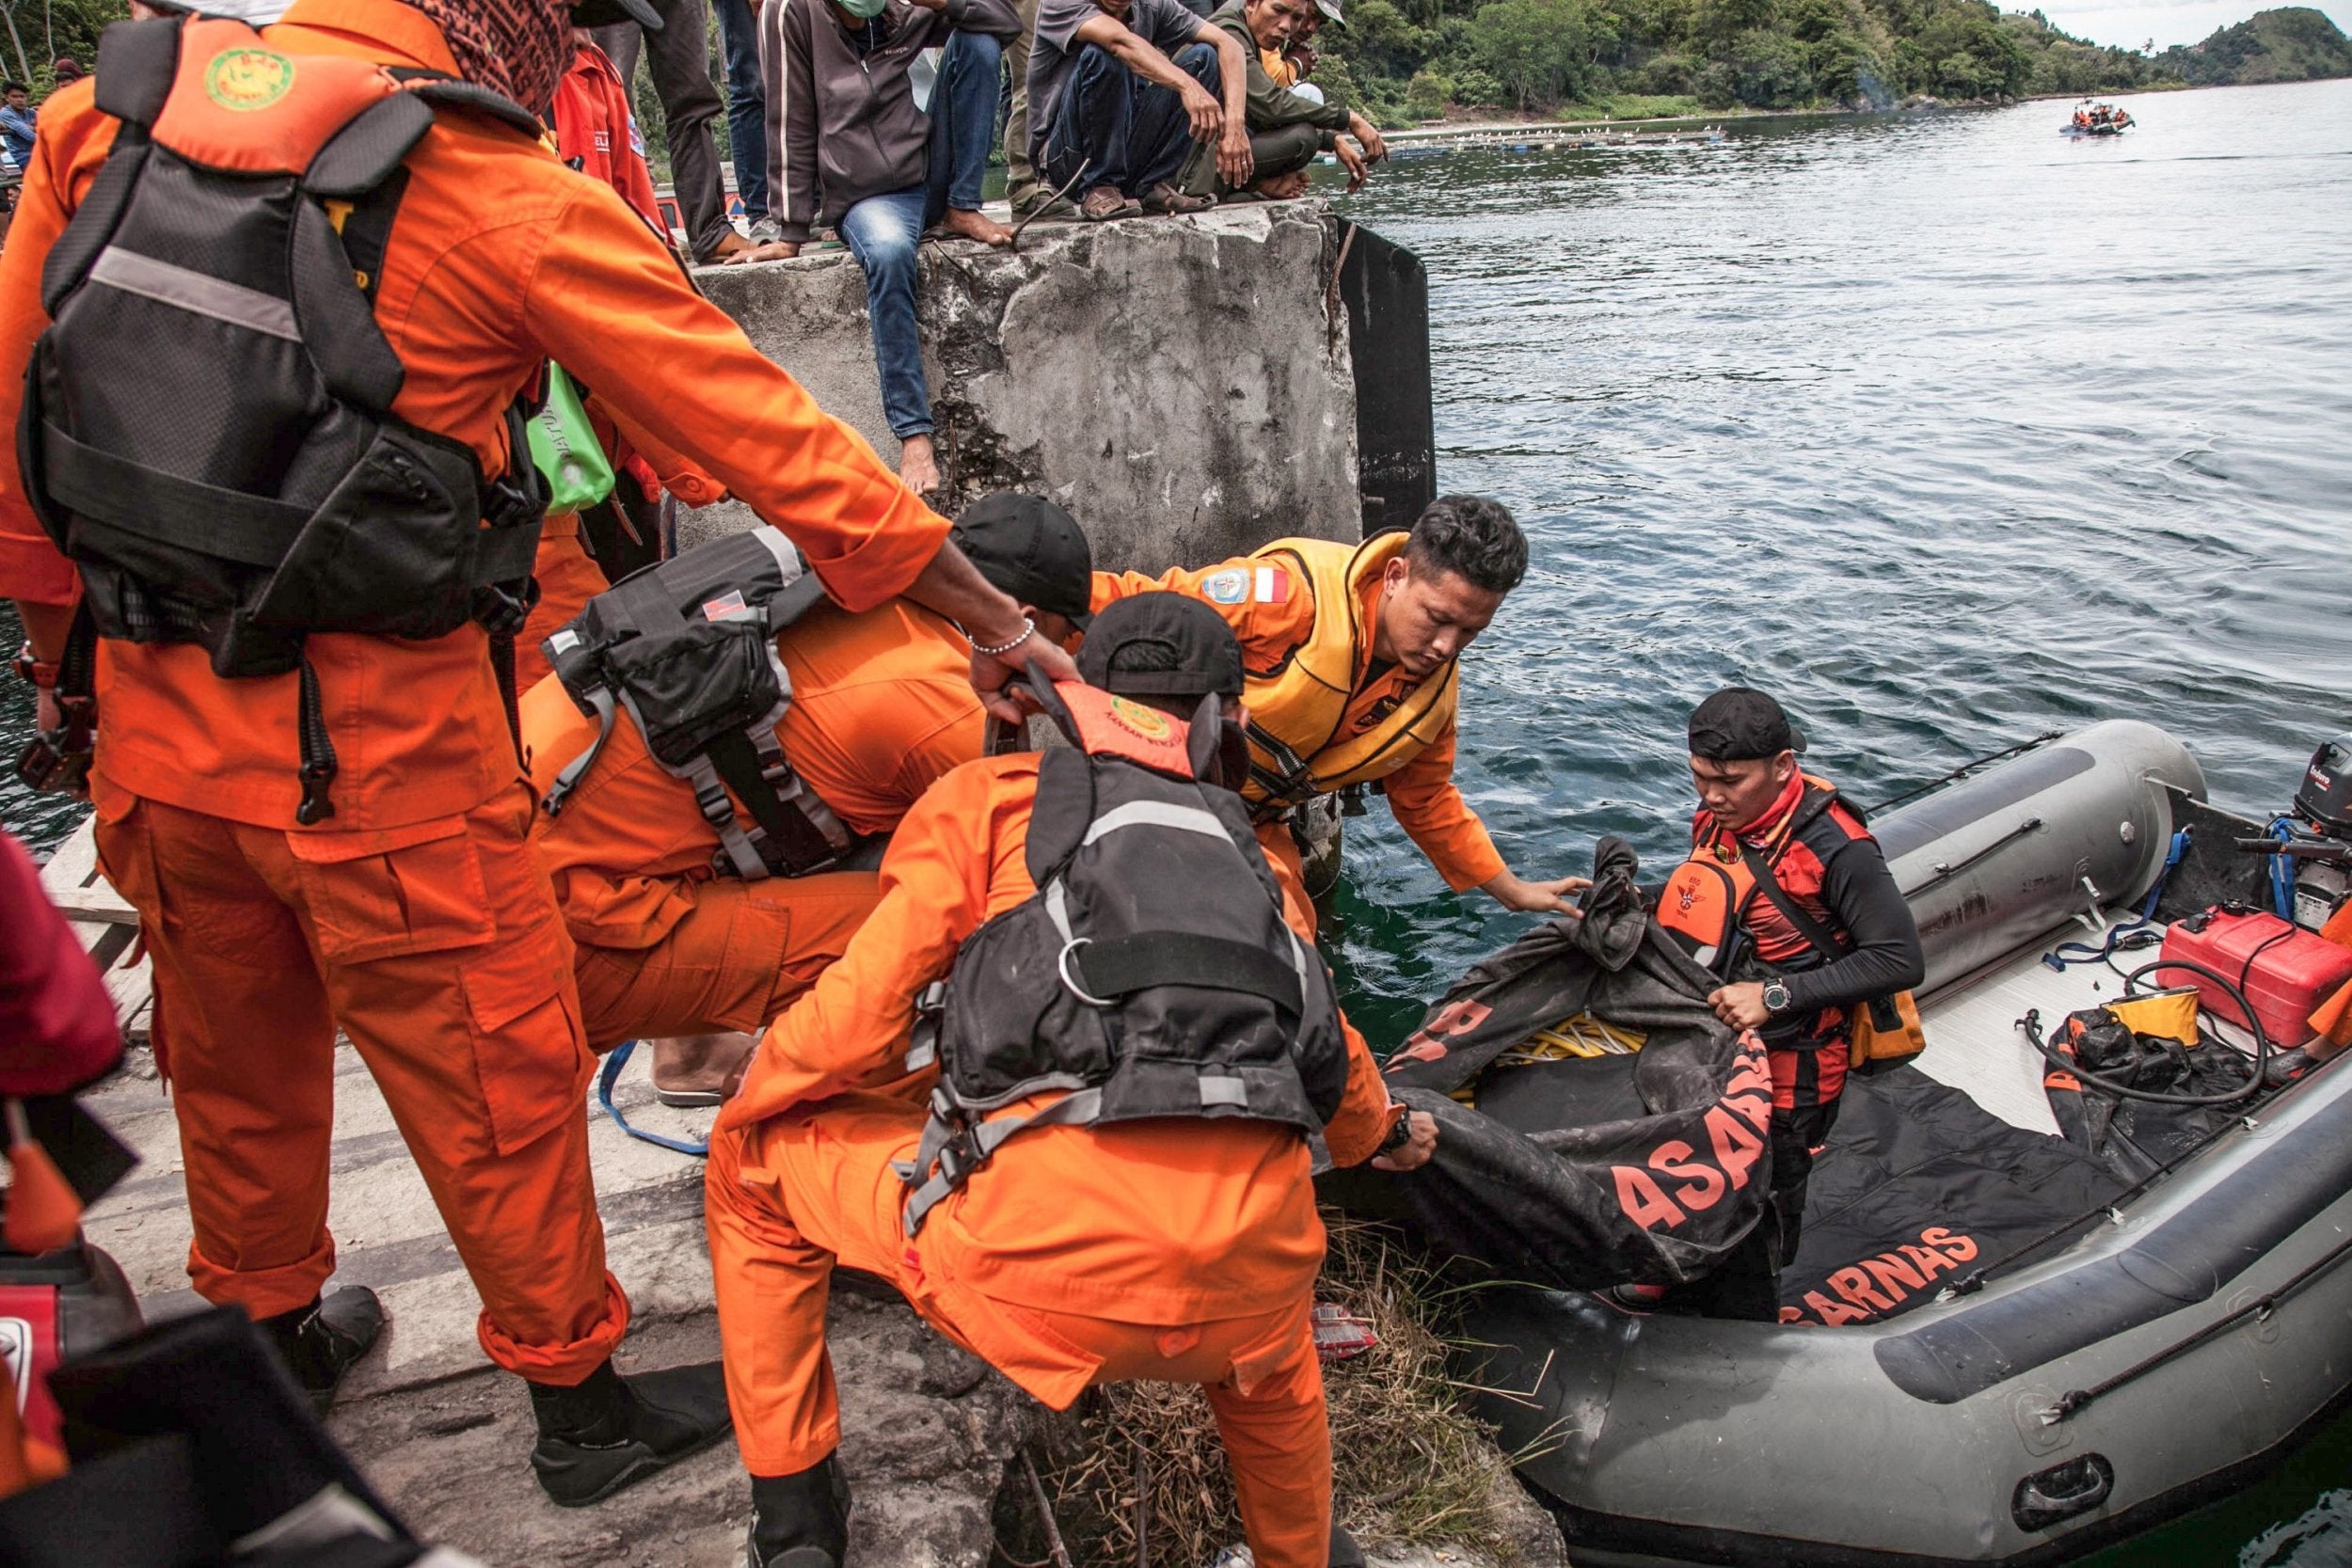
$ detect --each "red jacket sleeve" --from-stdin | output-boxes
[0,832,122,1096]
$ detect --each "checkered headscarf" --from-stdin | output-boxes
[406,0,572,114]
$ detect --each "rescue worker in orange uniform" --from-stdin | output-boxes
[1616,687,1925,1320]
[515,12,724,689]
[521,494,1096,1100]
[0,0,1073,1505]
[705,594,1437,1568]
[1091,495,1580,942]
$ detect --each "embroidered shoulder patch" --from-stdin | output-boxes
[1202,568,1248,605]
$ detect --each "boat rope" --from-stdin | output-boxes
[2042,827,2192,974]
[2038,1227,2352,1427]
[2266,816,2300,921]
[2018,956,2273,1108]
[1862,730,2063,816]
[594,1038,711,1158]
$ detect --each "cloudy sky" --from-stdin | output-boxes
[2033,0,2350,49]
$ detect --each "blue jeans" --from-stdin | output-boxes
[839,30,1003,440]
[1041,40,1218,198]
[711,0,768,221]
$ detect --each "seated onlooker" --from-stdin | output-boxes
[736,0,1024,496]
[0,85,34,171]
[1198,0,1384,199]
[49,58,83,88]
[1027,0,1254,220]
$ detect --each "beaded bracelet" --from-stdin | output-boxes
[967,618,1035,658]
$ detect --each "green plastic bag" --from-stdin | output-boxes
[526,364,616,514]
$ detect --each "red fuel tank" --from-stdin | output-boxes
[2160,908,2352,1050]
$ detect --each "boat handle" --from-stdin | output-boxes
[1899,816,2044,898]
[2010,1453,2113,1531]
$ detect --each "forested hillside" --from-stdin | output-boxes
[1314,0,2186,123]
[2154,7,2352,82]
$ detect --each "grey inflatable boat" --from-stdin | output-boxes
[1463,721,2352,1566]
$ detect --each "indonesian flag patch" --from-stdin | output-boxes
[1203,565,1292,605]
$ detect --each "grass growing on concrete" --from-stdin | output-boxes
[1038,1212,1539,1566]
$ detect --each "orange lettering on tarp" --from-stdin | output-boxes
[1802,1290,1868,1326]
[1704,1104,1765,1190]
[1900,1243,1956,1280]
[1924,1226,1979,1263]
[1393,999,1493,1065]
[1723,1045,1775,1132]
[1829,1267,1895,1312]
[1649,1139,1727,1213]
[1863,1253,1927,1298]
[1614,1165,1687,1231]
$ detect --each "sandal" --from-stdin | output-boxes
[1141,182,1216,214]
[1080,184,1140,221]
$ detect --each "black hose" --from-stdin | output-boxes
[2017,956,2272,1108]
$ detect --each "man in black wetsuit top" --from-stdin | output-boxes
[1623,687,1926,1320]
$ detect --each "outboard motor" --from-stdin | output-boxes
[2267,734,2352,930]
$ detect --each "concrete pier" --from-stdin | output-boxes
[683,202,1365,565]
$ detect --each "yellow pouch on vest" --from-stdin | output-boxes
[526,365,615,515]
[1850,990,1928,1069]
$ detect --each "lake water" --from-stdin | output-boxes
[3,75,2347,1567]
[1324,78,2352,1568]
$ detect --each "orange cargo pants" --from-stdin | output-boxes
[570,873,882,1050]
[705,1098,1334,1568]
[93,786,628,1384]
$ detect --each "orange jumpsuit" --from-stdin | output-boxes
[514,38,724,692]
[1093,556,1505,936]
[0,0,947,1384]
[705,753,1400,1568]
[521,601,988,1046]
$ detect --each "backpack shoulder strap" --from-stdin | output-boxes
[1025,747,1095,886]
[302,89,436,198]
[401,78,546,139]
[92,15,183,129]
[1735,837,1848,965]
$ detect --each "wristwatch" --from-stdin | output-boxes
[1376,1112,1415,1155]
[11,640,56,689]
[1761,979,1793,1016]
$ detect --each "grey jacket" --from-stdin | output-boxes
[763,0,1022,242]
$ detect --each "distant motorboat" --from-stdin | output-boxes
[2065,99,2135,136]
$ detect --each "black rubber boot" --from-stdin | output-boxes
[256,1286,384,1416]
[746,1454,850,1568]
[529,1359,734,1508]
[1330,1524,1368,1568]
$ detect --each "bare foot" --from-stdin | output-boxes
[1252,170,1311,200]
[898,434,941,496]
[936,206,1012,247]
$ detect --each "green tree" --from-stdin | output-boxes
[1470,0,1597,108]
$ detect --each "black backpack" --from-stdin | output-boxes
[898,675,1350,1235]
[541,526,865,879]
[19,16,551,821]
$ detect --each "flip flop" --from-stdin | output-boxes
[1141,182,1216,214]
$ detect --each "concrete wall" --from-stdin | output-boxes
[684,200,1361,571]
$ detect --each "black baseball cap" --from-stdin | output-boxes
[1689,687,1806,761]
[1078,594,1244,700]
[951,493,1094,630]
[574,0,664,30]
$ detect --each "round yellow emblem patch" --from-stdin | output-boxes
[1106,695,1172,740]
[205,49,296,112]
